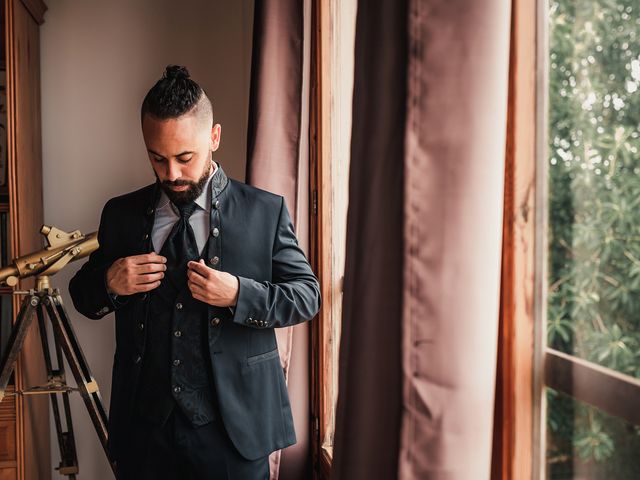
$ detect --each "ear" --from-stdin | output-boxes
[211,124,222,152]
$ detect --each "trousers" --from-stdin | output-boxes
[115,407,270,480]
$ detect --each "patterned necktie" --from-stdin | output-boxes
[160,201,199,289]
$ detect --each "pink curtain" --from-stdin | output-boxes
[333,0,511,478]
[245,0,311,479]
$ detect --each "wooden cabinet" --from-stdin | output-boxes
[1,0,50,479]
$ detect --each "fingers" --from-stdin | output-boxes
[188,280,205,295]
[136,271,165,284]
[187,260,211,279]
[190,291,205,303]
[135,262,167,274]
[135,280,162,292]
[187,268,207,287]
[189,284,210,304]
[131,252,167,265]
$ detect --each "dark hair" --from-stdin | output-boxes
[141,65,212,124]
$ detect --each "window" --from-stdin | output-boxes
[543,0,640,478]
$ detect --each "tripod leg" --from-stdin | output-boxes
[43,294,116,476]
[58,390,79,479]
[0,295,39,399]
[37,306,79,477]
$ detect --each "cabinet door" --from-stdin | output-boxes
[4,1,49,480]
[0,391,16,470]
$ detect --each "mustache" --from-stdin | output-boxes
[162,179,195,187]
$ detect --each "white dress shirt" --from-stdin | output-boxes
[151,162,217,255]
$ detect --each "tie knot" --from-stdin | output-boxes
[176,201,197,219]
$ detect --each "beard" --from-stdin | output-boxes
[157,160,213,206]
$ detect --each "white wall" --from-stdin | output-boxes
[40,1,253,477]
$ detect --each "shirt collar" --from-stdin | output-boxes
[157,161,217,212]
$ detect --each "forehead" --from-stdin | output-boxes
[142,114,207,153]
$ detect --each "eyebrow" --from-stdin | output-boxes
[147,149,195,158]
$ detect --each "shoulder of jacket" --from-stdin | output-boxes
[104,182,156,211]
[228,179,283,208]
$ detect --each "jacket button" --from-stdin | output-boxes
[213,200,220,209]
[211,227,220,238]
[133,354,142,364]
[246,317,253,325]
[210,256,219,266]
[173,385,182,393]
[174,330,182,338]
[143,233,149,240]
[176,302,183,310]
[173,359,181,366]
[146,207,155,215]
[210,317,221,327]
[138,323,144,331]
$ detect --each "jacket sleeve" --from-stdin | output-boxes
[69,199,130,320]
[231,197,321,329]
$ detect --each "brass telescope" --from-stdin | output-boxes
[0,225,98,288]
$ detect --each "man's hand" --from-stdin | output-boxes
[106,252,167,295]
[187,259,239,307]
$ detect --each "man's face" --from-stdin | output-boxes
[142,113,221,206]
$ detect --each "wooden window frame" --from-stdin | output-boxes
[309,0,356,477]
[310,0,336,478]
[495,0,640,479]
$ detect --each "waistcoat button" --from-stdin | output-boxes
[211,227,220,237]
[176,302,183,310]
[210,256,219,266]
[174,330,182,338]
[210,317,221,327]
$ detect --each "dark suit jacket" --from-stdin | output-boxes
[69,164,321,462]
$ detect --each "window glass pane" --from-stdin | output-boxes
[546,388,640,479]
[547,0,640,378]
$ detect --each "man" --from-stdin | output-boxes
[69,65,321,480]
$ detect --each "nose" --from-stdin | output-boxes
[166,160,181,182]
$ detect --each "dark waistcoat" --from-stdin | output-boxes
[134,231,219,427]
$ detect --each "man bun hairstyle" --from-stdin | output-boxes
[141,64,213,124]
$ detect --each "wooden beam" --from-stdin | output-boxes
[492,0,537,478]
[545,349,640,426]
[309,0,334,478]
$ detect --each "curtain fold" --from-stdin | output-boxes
[245,0,311,479]
[332,0,407,478]
[333,0,512,478]
[399,1,511,477]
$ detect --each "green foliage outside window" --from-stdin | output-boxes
[547,0,640,477]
